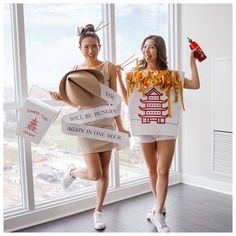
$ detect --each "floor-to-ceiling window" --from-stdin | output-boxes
[3,3,178,231]
[23,3,105,204]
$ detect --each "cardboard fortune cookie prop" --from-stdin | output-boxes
[59,69,104,107]
[59,69,129,151]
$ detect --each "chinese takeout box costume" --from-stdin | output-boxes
[17,95,60,144]
[126,69,185,137]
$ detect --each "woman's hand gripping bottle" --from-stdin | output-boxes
[187,37,207,62]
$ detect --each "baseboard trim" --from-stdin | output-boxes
[181,173,232,195]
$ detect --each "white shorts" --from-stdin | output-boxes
[137,135,176,143]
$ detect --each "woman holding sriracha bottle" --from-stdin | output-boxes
[116,34,201,232]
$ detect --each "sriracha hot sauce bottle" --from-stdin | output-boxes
[187,37,207,62]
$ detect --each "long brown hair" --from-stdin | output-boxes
[140,35,168,70]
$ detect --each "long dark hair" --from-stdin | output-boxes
[140,35,168,70]
[78,24,101,47]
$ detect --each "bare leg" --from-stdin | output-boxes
[155,139,176,214]
[95,150,112,212]
[71,153,102,180]
[140,142,158,198]
[70,151,111,212]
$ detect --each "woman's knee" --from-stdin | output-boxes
[101,168,109,179]
[89,170,109,180]
[157,167,170,177]
[89,170,103,180]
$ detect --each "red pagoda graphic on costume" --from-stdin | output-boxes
[25,117,39,134]
[138,88,168,124]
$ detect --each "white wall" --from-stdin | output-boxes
[179,4,232,193]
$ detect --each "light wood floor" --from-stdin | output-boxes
[18,183,232,232]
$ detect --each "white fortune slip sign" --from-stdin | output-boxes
[61,84,130,150]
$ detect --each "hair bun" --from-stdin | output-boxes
[77,24,95,37]
[84,24,95,32]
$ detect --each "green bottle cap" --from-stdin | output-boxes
[187,37,192,43]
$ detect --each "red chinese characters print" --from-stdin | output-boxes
[138,88,168,124]
[25,117,38,134]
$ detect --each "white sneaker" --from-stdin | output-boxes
[147,204,166,220]
[150,212,170,232]
[62,168,76,190]
[93,211,106,230]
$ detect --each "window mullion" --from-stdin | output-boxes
[102,4,116,63]
[174,4,181,173]
[102,3,120,189]
[11,3,35,211]
[11,4,28,102]
[168,4,174,69]
[168,3,181,173]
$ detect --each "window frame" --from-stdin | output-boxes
[4,3,181,231]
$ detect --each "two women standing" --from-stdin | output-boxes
[51,25,200,232]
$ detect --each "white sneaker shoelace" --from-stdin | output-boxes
[93,211,106,230]
[150,213,170,232]
[147,204,166,220]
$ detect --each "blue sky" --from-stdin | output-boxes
[3,3,168,90]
